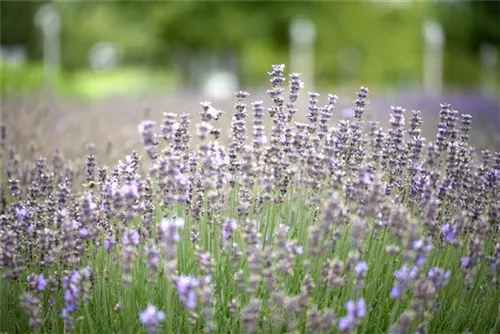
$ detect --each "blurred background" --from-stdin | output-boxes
[1,0,499,158]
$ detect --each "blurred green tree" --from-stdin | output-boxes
[1,1,41,59]
[1,1,498,90]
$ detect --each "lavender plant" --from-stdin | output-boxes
[1,64,499,334]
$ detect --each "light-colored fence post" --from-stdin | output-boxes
[35,4,61,85]
[480,43,498,94]
[89,42,121,72]
[423,19,444,96]
[290,18,316,92]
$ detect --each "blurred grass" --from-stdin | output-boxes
[1,62,177,100]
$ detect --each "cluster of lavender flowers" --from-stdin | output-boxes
[0,64,499,334]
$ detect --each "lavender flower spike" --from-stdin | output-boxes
[35,274,46,293]
[140,305,165,334]
[223,219,238,240]
[174,276,199,309]
[339,298,366,332]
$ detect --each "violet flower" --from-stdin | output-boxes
[441,224,457,243]
[104,238,115,253]
[427,268,451,290]
[391,265,418,300]
[35,274,46,293]
[174,276,198,309]
[123,229,140,247]
[339,298,366,332]
[222,219,238,240]
[158,217,184,243]
[139,305,165,334]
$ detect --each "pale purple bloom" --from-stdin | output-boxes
[391,265,418,299]
[356,298,366,318]
[138,120,156,135]
[175,276,198,309]
[58,208,69,219]
[196,122,214,139]
[460,257,470,268]
[200,101,212,111]
[174,172,188,186]
[339,298,366,332]
[139,305,165,334]
[15,207,28,223]
[146,243,160,271]
[223,219,238,240]
[341,107,355,118]
[428,268,451,289]
[339,316,356,332]
[35,275,46,292]
[64,290,78,312]
[123,229,140,246]
[69,220,80,230]
[159,217,184,243]
[412,239,424,251]
[412,239,432,267]
[255,135,268,146]
[61,270,87,319]
[355,261,368,276]
[234,90,250,99]
[416,256,426,267]
[441,224,457,243]
[285,240,303,255]
[360,173,372,185]
[121,183,139,199]
[107,179,120,196]
[104,238,114,252]
[346,300,356,315]
[79,228,89,238]
[207,106,223,120]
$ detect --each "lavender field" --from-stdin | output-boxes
[1,64,499,334]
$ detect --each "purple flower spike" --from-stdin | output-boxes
[64,290,78,312]
[121,183,139,199]
[104,238,114,252]
[339,298,366,332]
[140,305,165,334]
[460,257,470,268]
[175,276,199,309]
[346,300,356,315]
[159,217,184,243]
[428,268,451,290]
[223,219,238,240]
[35,275,46,293]
[123,229,140,246]
[15,207,28,223]
[339,316,356,332]
[356,298,366,318]
[355,261,368,277]
[391,265,418,300]
[390,286,401,299]
[79,228,90,238]
[441,224,457,243]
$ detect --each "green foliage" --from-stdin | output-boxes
[1,63,176,100]
[1,62,46,96]
[0,1,40,58]
[0,188,498,333]
[1,1,498,90]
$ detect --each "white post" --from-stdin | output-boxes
[290,18,316,92]
[35,4,61,84]
[89,42,121,72]
[423,19,444,96]
[480,43,498,94]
